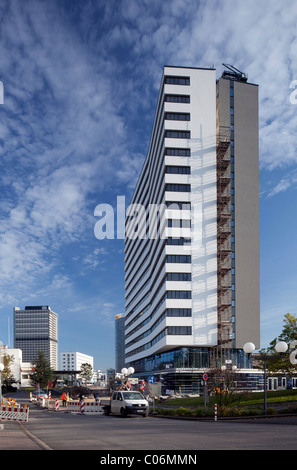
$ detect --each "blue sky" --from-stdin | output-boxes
[0,0,297,370]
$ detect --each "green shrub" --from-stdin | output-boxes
[176,407,194,416]
[279,405,297,414]
[237,407,262,416]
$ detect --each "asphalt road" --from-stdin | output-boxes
[19,401,297,451]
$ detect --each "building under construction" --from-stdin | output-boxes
[124,65,260,393]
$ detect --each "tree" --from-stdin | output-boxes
[260,313,297,374]
[270,313,297,346]
[207,367,248,407]
[31,351,54,389]
[80,363,93,383]
[2,354,16,391]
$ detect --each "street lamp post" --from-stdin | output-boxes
[121,367,135,389]
[0,341,3,405]
[0,363,4,404]
[243,341,288,415]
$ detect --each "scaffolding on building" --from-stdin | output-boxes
[216,126,233,350]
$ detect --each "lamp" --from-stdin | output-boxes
[0,362,4,404]
[243,341,289,415]
[243,342,256,354]
[275,341,288,353]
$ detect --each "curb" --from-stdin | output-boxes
[150,412,297,421]
[19,422,53,450]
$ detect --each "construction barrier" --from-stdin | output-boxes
[0,406,29,423]
[46,399,103,414]
[79,401,103,414]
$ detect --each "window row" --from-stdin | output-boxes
[167,326,192,335]
[167,308,192,317]
[164,76,190,85]
[167,219,191,228]
[165,183,191,192]
[165,148,191,157]
[165,94,190,103]
[166,237,191,246]
[165,112,190,121]
[165,165,191,174]
[165,130,191,139]
[167,290,192,299]
[166,255,191,263]
[166,202,191,210]
[166,272,191,281]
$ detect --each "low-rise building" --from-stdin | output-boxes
[60,351,94,383]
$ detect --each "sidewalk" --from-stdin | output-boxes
[0,421,48,450]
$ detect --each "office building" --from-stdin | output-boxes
[60,351,93,381]
[124,65,260,392]
[0,346,23,389]
[13,305,58,369]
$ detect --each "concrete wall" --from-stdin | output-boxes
[233,81,260,349]
[217,77,260,349]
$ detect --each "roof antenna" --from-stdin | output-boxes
[222,63,248,82]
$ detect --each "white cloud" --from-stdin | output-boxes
[0,0,296,355]
[0,0,141,292]
[267,169,297,197]
[82,248,108,270]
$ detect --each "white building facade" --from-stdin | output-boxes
[0,345,34,389]
[60,351,94,382]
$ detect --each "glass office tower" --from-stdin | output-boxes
[14,305,58,369]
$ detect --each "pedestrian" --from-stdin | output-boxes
[79,393,83,402]
[94,392,98,403]
[61,391,67,407]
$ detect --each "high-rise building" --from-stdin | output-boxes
[124,66,260,392]
[115,314,126,372]
[13,305,58,369]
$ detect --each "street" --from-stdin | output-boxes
[3,399,297,451]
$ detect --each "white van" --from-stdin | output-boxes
[101,391,149,417]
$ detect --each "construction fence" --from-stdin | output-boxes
[0,398,29,423]
[41,398,104,414]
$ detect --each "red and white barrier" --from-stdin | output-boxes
[47,399,103,414]
[214,404,217,422]
[80,401,103,414]
[0,406,29,423]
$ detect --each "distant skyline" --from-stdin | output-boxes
[0,0,297,370]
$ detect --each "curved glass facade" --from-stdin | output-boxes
[130,346,251,374]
